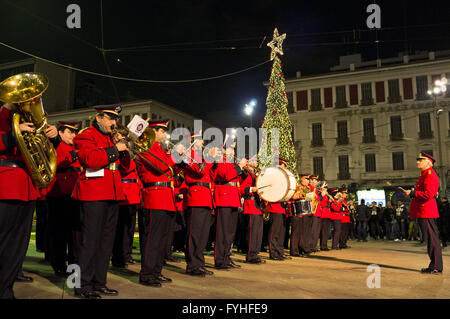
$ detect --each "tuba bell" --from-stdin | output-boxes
[0,73,57,188]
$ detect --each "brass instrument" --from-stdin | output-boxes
[0,73,57,188]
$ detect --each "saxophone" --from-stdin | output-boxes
[0,73,57,188]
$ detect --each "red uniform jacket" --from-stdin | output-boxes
[239,172,262,215]
[183,150,215,208]
[46,141,81,198]
[0,107,40,201]
[410,167,439,219]
[137,142,182,212]
[320,195,332,219]
[71,123,132,201]
[330,200,343,220]
[119,160,142,206]
[341,200,351,223]
[265,202,286,214]
[213,162,243,208]
[174,177,188,212]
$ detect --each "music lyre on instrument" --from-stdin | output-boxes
[0,73,57,188]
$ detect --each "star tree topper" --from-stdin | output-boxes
[267,28,286,60]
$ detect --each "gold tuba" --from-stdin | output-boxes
[0,73,57,188]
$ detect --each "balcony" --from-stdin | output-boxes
[390,133,404,141]
[362,135,376,143]
[335,101,348,109]
[336,136,349,145]
[388,95,402,104]
[360,98,374,106]
[311,138,324,147]
[337,172,351,180]
[310,104,323,112]
[415,93,431,101]
[419,131,433,139]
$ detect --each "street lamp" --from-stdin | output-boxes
[244,100,257,128]
[427,77,447,197]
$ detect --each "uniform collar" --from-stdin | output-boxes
[421,167,432,176]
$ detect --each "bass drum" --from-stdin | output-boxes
[256,166,297,202]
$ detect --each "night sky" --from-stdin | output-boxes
[1,0,450,128]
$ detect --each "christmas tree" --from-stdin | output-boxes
[258,29,299,179]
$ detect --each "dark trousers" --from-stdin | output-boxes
[369,219,380,239]
[311,216,322,250]
[214,207,239,266]
[320,218,331,249]
[269,213,286,258]
[35,199,49,255]
[332,219,342,249]
[112,204,137,265]
[290,215,303,255]
[340,222,350,247]
[357,220,368,240]
[301,215,313,253]
[235,211,248,253]
[47,196,80,272]
[246,214,264,262]
[140,209,174,281]
[165,211,177,259]
[185,207,213,272]
[418,218,443,271]
[76,200,119,293]
[0,200,35,299]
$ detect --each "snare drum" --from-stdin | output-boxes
[293,200,312,216]
[256,166,297,203]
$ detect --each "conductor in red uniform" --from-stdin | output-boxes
[46,121,82,277]
[0,102,57,299]
[72,104,132,299]
[403,152,443,274]
[137,119,186,287]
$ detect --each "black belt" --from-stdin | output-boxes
[57,167,82,173]
[0,158,26,170]
[215,181,240,187]
[143,182,174,189]
[187,182,211,189]
[122,179,138,183]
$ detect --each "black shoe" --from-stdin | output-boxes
[321,248,330,251]
[300,253,311,258]
[187,269,206,277]
[54,269,69,278]
[269,256,284,261]
[290,253,301,257]
[139,279,162,287]
[200,267,214,275]
[94,286,119,295]
[156,275,172,283]
[112,262,127,268]
[281,255,292,260]
[75,291,102,299]
[227,261,241,268]
[126,258,136,265]
[165,255,180,262]
[214,264,231,270]
[15,275,33,283]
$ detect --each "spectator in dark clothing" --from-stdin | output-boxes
[368,202,381,239]
[356,199,369,241]
[438,197,450,247]
[378,203,386,239]
[383,202,395,240]
[393,201,408,240]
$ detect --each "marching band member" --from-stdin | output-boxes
[290,174,309,257]
[308,175,322,252]
[137,119,186,287]
[71,104,132,299]
[183,133,216,276]
[111,124,142,267]
[266,159,290,260]
[319,182,332,251]
[329,188,343,250]
[339,188,351,249]
[46,121,82,277]
[239,158,265,264]
[0,102,57,299]
[213,143,247,269]
[402,152,442,274]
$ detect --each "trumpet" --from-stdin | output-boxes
[165,140,202,164]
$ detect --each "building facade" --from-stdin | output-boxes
[285,51,450,198]
[47,99,213,136]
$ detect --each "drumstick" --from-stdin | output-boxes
[257,184,272,190]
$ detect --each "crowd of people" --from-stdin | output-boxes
[1,101,447,299]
